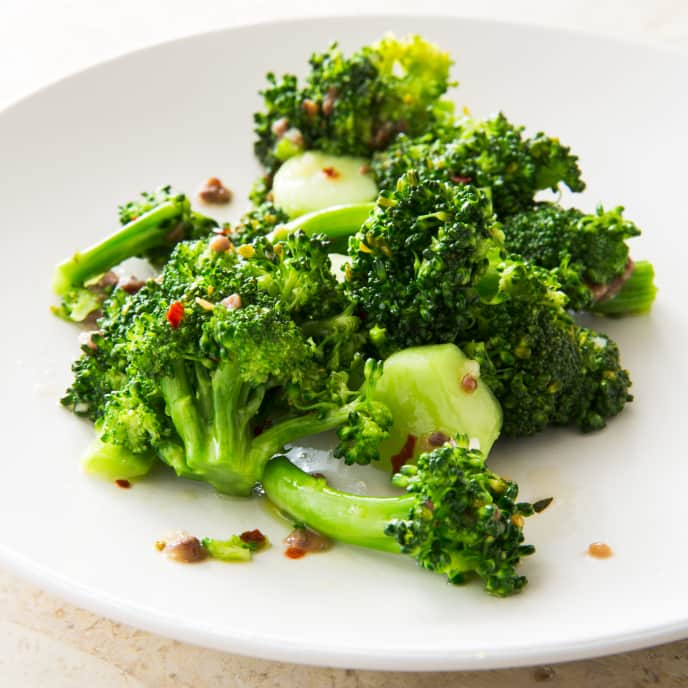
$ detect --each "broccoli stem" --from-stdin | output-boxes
[82,437,156,481]
[262,455,413,551]
[52,198,188,295]
[269,203,375,251]
[590,260,657,316]
[160,359,379,496]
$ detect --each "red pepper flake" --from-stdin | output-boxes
[240,529,267,547]
[115,479,131,489]
[285,546,306,559]
[322,166,340,179]
[451,175,472,184]
[166,301,184,328]
[391,434,416,473]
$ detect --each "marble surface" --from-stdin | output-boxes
[2,1,688,685]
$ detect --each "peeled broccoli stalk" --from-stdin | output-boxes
[263,439,537,597]
[53,199,188,297]
[157,358,390,495]
[272,152,378,218]
[268,202,374,252]
[82,438,156,481]
[370,344,502,470]
[590,260,657,316]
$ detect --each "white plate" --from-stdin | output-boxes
[1,15,687,671]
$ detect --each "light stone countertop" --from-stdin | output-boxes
[2,1,687,685]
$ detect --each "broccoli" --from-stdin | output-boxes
[262,438,538,597]
[63,232,392,493]
[371,113,585,217]
[501,203,656,314]
[253,33,455,179]
[345,170,503,354]
[52,186,218,321]
[228,201,290,245]
[338,174,631,436]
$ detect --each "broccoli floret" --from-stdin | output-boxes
[502,203,656,313]
[574,329,633,432]
[345,171,503,353]
[372,113,585,217]
[262,438,537,597]
[229,201,290,245]
[460,261,581,436]
[52,187,218,321]
[461,260,632,436]
[64,233,392,494]
[254,34,455,175]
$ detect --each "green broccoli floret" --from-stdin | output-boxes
[502,203,656,313]
[332,171,631,436]
[371,113,585,217]
[345,171,503,353]
[63,233,392,494]
[461,261,583,436]
[461,260,632,436]
[52,187,218,321]
[262,438,538,597]
[254,33,455,176]
[574,329,633,432]
[229,201,290,245]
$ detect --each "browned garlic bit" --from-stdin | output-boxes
[221,293,242,311]
[118,275,146,295]
[460,360,481,394]
[78,330,101,351]
[416,431,450,454]
[284,527,332,559]
[461,374,478,393]
[161,531,207,563]
[164,223,186,244]
[95,271,119,289]
[321,87,337,117]
[198,177,232,205]
[302,98,319,118]
[209,235,232,253]
[271,117,289,138]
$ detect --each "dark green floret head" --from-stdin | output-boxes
[460,260,581,437]
[501,203,641,310]
[371,113,585,217]
[253,33,455,173]
[573,328,633,432]
[387,438,536,596]
[346,171,503,354]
